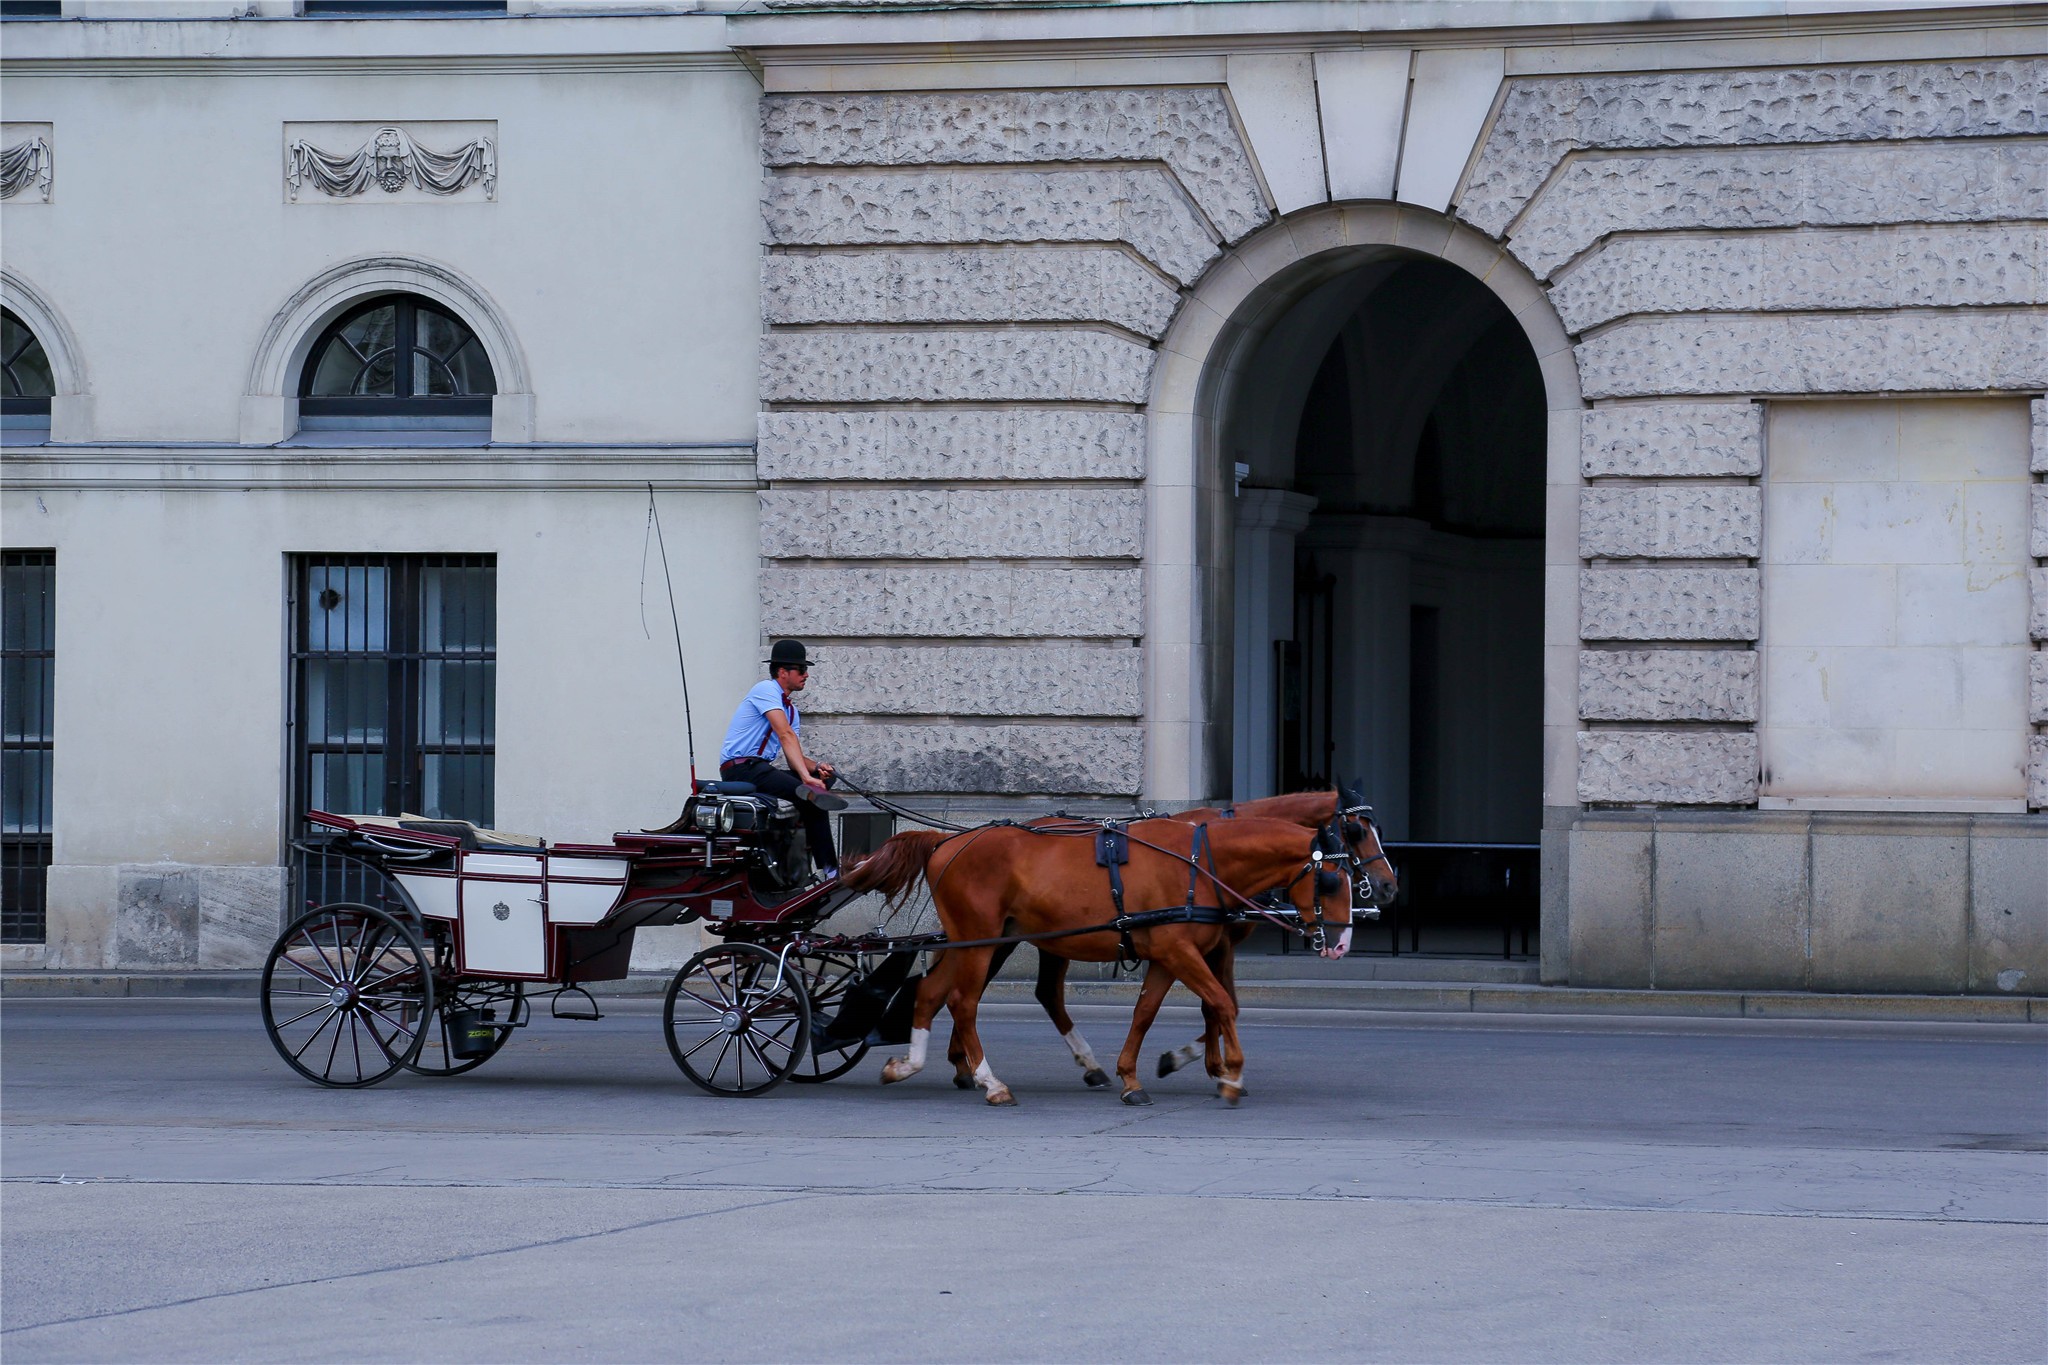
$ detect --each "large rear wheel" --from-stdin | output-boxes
[261,903,433,1087]
[664,943,810,1096]
[787,951,872,1084]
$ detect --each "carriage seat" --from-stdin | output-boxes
[692,780,758,796]
[392,816,545,853]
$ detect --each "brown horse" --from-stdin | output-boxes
[940,790,1399,1091]
[841,816,1354,1105]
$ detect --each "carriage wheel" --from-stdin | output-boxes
[787,952,872,1084]
[261,903,433,1088]
[407,979,526,1077]
[664,943,810,1096]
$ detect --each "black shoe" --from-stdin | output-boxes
[796,787,849,812]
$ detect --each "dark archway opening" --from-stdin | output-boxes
[1228,254,1545,958]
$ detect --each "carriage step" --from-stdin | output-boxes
[549,986,604,1021]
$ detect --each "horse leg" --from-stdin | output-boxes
[1159,939,1226,1081]
[1033,952,1108,1089]
[1203,935,1244,1095]
[951,939,1019,1089]
[943,943,1015,1106]
[1114,962,1178,1105]
[881,951,952,1085]
[1152,936,1247,1105]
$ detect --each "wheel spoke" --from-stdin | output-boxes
[679,1028,727,1063]
[273,999,334,1031]
[673,984,728,1015]
[322,1007,346,1078]
[297,928,341,981]
[710,1033,736,1085]
[352,925,401,985]
[289,1008,341,1061]
[738,1032,776,1078]
[347,1012,365,1081]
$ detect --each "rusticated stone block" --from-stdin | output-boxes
[2035,484,2048,560]
[760,329,1155,405]
[1582,403,1761,477]
[817,723,1142,795]
[2032,735,2048,810]
[1580,486,1761,560]
[763,168,1219,286]
[2033,397,2046,474]
[758,409,1146,482]
[2035,569,2048,642]
[1580,569,1760,641]
[1577,731,1760,805]
[760,488,1143,560]
[2030,652,2048,724]
[1578,649,1759,722]
[1577,311,2048,400]
[762,89,1269,243]
[1461,59,2047,237]
[763,566,1140,638]
[803,645,1142,717]
[763,248,1181,339]
[1510,141,2048,281]
[1551,224,2048,333]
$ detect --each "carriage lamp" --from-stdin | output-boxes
[692,799,738,836]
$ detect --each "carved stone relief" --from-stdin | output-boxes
[284,122,496,203]
[0,124,53,203]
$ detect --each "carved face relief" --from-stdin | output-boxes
[374,128,408,193]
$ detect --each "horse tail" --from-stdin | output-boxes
[841,829,950,905]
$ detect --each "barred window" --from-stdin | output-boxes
[2,550,54,943]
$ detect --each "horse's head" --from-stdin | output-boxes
[1335,781,1399,914]
[1297,820,1360,961]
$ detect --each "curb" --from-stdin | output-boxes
[4,970,2043,1024]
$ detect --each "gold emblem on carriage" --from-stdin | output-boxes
[492,901,510,922]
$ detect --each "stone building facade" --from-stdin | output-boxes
[2,0,2043,996]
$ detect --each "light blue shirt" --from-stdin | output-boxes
[719,679,797,765]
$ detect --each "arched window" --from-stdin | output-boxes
[298,293,495,431]
[1,308,54,419]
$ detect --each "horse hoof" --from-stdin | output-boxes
[1219,1085,1244,1106]
[952,1073,975,1091]
[1082,1068,1111,1089]
[984,1088,1017,1107]
[1120,1088,1153,1107]
[1155,1052,1177,1078]
[880,1060,917,1085]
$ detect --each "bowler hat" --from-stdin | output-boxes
[768,639,812,669]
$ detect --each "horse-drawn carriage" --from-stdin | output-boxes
[262,781,1394,1102]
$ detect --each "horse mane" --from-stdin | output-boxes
[840,828,950,905]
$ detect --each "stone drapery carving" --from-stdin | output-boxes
[1459,59,2047,238]
[1,137,52,202]
[287,126,496,202]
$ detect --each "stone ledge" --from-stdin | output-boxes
[760,487,1143,560]
[762,88,1269,243]
[1577,310,2048,401]
[803,644,1142,717]
[1461,59,2048,239]
[1550,224,2048,334]
[762,565,1141,639]
[762,329,1156,405]
[1580,485,1760,560]
[759,409,1146,483]
[763,248,1182,340]
[1579,568,1760,642]
[1579,649,1758,722]
[1578,730,1760,805]
[1511,140,2048,281]
[763,168,1221,286]
[1582,403,1761,478]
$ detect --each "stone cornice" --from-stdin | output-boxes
[0,443,758,491]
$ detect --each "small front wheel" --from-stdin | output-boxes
[787,952,872,1084]
[261,903,433,1088]
[664,943,810,1096]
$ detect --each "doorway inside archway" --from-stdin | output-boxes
[1226,254,1544,957]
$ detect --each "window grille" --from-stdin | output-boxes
[2,550,54,943]
[298,294,494,431]
[2,309,55,420]
[289,554,495,918]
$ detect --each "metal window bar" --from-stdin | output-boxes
[288,554,495,921]
[2,550,54,943]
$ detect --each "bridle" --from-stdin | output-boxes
[1337,801,1398,912]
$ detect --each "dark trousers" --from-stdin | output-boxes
[720,758,837,869]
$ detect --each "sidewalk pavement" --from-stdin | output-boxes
[5,967,2042,1024]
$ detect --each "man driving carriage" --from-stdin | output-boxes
[719,639,848,879]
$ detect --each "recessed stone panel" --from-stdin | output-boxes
[1577,730,1760,805]
[1579,486,1761,559]
[1511,140,2048,280]
[803,645,1142,717]
[761,329,1155,405]
[760,487,1143,559]
[763,168,1220,286]
[1970,825,2048,988]
[763,248,1182,339]
[817,722,1142,795]
[1461,58,2048,237]
[1565,823,1653,987]
[758,409,1146,483]
[1551,224,2048,333]
[1809,823,1969,992]
[1581,403,1761,478]
[1577,311,2048,400]
[762,88,1269,243]
[1651,825,1808,989]
[1579,649,1759,722]
[1579,568,1761,641]
[763,566,1140,639]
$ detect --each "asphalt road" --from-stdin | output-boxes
[2,997,2043,1363]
